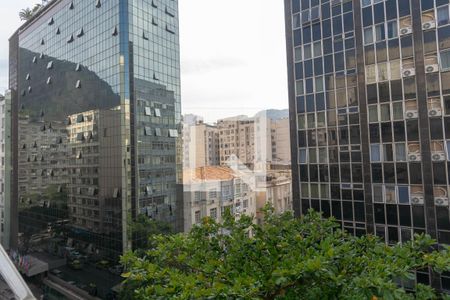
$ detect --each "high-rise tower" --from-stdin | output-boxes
[285,0,449,291]
[8,0,181,296]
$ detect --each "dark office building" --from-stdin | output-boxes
[285,0,450,291]
[8,0,181,297]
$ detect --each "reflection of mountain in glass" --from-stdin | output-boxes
[18,48,120,121]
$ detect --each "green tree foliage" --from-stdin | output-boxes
[120,209,450,299]
[19,4,42,21]
[131,214,173,251]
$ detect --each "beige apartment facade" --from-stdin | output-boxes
[67,108,123,235]
[218,116,256,167]
[183,119,219,169]
[182,166,256,232]
[256,169,293,224]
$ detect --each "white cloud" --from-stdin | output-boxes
[0,0,289,122]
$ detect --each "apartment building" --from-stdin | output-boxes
[183,119,220,169]
[218,115,256,167]
[8,0,181,296]
[285,0,450,290]
[182,166,257,232]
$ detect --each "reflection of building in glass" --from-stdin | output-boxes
[0,91,11,250]
[67,108,123,235]
[270,118,291,165]
[183,118,220,169]
[18,117,68,211]
[285,0,450,290]
[217,111,291,170]
[255,169,292,224]
[8,0,181,297]
[135,79,181,231]
[183,114,200,168]
[182,166,257,232]
[218,116,256,167]
[0,92,8,247]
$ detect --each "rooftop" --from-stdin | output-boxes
[183,166,235,183]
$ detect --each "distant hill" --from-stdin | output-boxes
[254,109,289,120]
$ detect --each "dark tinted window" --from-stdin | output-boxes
[401,35,413,58]
[438,25,450,49]
[391,80,403,100]
[399,206,411,226]
[367,84,378,104]
[322,19,332,38]
[354,202,365,222]
[321,200,331,218]
[406,120,419,141]
[398,0,410,17]
[430,118,443,140]
[378,82,390,102]
[381,123,392,142]
[332,201,342,219]
[386,204,398,225]
[396,163,409,184]
[374,204,385,224]
[373,3,385,24]
[385,0,397,20]
[303,26,312,44]
[433,162,447,185]
[384,163,395,183]
[310,165,319,181]
[437,207,450,230]
[342,201,352,220]
[321,3,330,19]
[363,6,373,27]
[294,29,302,46]
[388,39,400,60]
[333,16,342,35]
[370,123,380,143]
[424,30,437,54]
[393,121,405,141]
[300,165,308,181]
[409,163,422,184]
[372,163,383,183]
[412,206,425,228]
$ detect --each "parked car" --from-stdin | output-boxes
[95,260,110,269]
[68,259,83,270]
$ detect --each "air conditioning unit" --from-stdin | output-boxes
[400,27,413,36]
[434,197,449,207]
[405,110,418,119]
[408,152,422,162]
[425,64,439,73]
[402,68,416,77]
[411,196,424,205]
[422,21,436,30]
[428,108,442,117]
[431,152,446,161]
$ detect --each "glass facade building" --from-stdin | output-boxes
[285,0,450,291]
[8,0,181,295]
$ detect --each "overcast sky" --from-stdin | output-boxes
[0,0,288,122]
